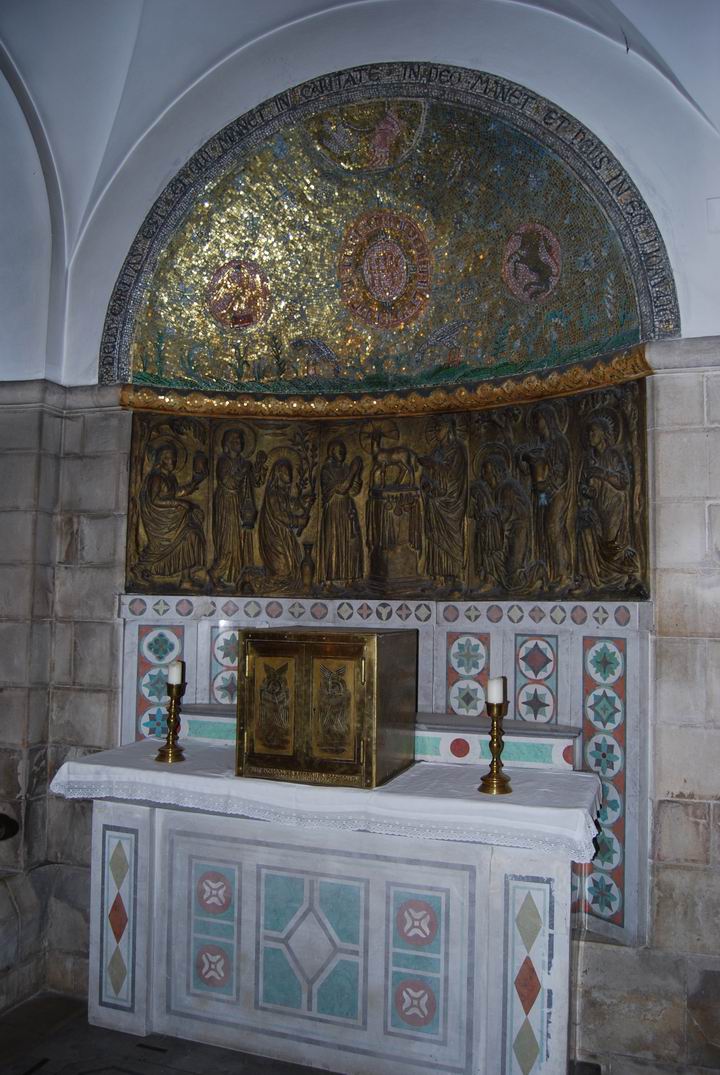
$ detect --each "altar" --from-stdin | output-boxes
[51,742,600,1075]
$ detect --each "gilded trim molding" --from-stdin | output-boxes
[121,345,650,419]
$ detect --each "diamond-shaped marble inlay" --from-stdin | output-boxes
[513,1016,540,1075]
[311,602,328,620]
[396,603,412,621]
[176,598,193,616]
[487,604,503,623]
[152,599,170,615]
[128,598,147,616]
[265,600,283,618]
[287,911,334,981]
[337,601,353,621]
[614,605,631,626]
[222,600,240,615]
[528,606,545,623]
[571,605,588,624]
[289,602,305,619]
[465,605,481,622]
[514,955,542,1015]
[515,891,543,952]
[414,603,432,622]
[593,606,609,625]
[357,602,373,620]
[107,945,128,996]
[108,892,128,943]
[520,642,552,678]
[109,841,129,888]
[550,604,567,624]
[244,600,261,617]
[508,604,524,623]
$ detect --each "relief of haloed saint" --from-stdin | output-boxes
[419,416,467,588]
[469,444,534,594]
[319,439,364,587]
[258,458,314,585]
[517,402,575,590]
[576,410,641,591]
[135,438,208,588]
[210,427,267,590]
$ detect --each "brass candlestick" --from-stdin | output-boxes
[478,700,512,795]
[155,681,186,763]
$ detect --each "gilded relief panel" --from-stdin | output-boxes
[126,380,648,600]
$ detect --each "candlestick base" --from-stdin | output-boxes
[478,700,512,795]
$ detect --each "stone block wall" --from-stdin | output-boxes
[0,381,128,1010]
[47,388,129,994]
[575,338,720,1073]
[0,381,62,1009]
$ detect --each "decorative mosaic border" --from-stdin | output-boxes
[99,826,138,1012]
[502,875,554,1075]
[121,594,649,630]
[574,637,627,928]
[190,858,241,1001]
[101,63,678,390]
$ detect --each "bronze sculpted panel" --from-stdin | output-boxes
[126,380,648,599]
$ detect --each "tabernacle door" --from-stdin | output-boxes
[238,637,304,777]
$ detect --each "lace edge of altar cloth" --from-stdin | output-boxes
[50,771,599,863]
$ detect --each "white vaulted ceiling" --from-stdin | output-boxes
[0,0,718,384]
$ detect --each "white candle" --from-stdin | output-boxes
[487,676,507,704]
[167,660,184,685]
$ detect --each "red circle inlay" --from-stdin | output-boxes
[450,737,470,758]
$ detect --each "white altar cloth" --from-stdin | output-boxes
[51,739,600,861]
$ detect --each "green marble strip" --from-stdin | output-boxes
[193,919,235,940]
[187,719,235,741]
[414,734,441,756]
[479,741,554,764]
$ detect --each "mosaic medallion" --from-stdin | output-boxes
[207,258,272,330]
[195,944,231,987]
[196,870,233,914]
[338,209,431,329]
[585,686,624,730]
[449,677,485,717]
[517,682,555,723]
[395,899,438,946]
[449,634,487,676]
[502,222,561,303]
[585,640,624,684]
[394,978,437,1027]
[140,627,181,665]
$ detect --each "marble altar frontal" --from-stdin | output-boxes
[52,742,600,1075]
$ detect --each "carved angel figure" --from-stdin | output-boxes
[258,663,290,749]
[317,664,351,754]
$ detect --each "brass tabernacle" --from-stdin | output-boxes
[236,628,417,788]
[478,700,512,796]
[155,681,186,764]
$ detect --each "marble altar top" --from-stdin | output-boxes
[50,740,600,862]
